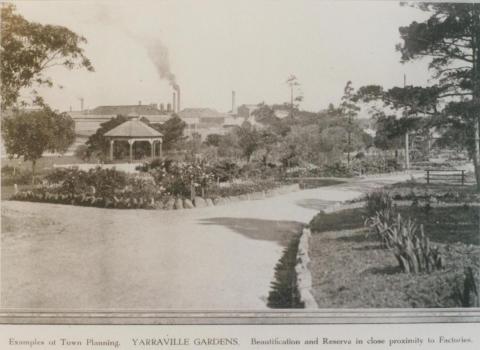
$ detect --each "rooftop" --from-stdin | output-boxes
[90,104,164,116]
[104,119,163,138]
[179,108,228,119]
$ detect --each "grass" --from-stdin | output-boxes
[308,202,479,308]
[1,155,85,171]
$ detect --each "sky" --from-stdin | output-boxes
[13,0,433,114]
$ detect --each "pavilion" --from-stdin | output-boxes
[104,118,163,162]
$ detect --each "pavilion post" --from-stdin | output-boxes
[159,141,163,158]
[128,140,134,163]
[150,140,154,159]
[109,139,114,161]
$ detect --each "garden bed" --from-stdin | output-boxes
[8,165,303,210]
[308,205,479,308]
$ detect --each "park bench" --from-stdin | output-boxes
[425,169,466,186]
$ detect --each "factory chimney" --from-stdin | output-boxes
[167,103,172,112]
[176,87,181,113]
[79,97,84,112]
[232,90,236,114]
[172,92,176,114]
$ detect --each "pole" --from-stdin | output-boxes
[404,73,409,170]
[405,132,410,170]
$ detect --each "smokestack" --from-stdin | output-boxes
[160,103,164,113]
[167,103,172,112]
[232,90,236,114]
[172,92,176,114]
[177,87,181,113]
[79,97,84,112]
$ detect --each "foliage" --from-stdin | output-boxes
[365,200,446,274]
[208,180,278,198]
[453,267,480,307]
[74,144,90,161]
[322,162,353,177]
[364,190,394,218]
[1,108,75,180]
[351,156,401,175]
[208,159,241,182]
[152,115,186,150]
[398,3,480,188]
[234,123,262,162]
[204,134,222,147]
[0,4,93,110]
[44,167,128,198]
[340,81,361,165]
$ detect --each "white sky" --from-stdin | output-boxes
[14,0,432,113]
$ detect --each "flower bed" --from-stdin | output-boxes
[10,163,299,210]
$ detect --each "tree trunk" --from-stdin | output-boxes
[473,4,480,191]
[474,118,480,191]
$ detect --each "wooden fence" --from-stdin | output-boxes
[425,169,465,186]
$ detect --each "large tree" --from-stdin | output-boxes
[340,81,360,166]
[396,3,480,189]
[235,122,262,162]
[1,3,93,109]
[153,115,187,151]
[2,108,75,182]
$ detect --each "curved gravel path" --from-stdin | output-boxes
[1,174,412,310]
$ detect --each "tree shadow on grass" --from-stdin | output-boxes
[397,205,480,246]
[337,232,378,244]
[200,217,303,246]
[366,265,402,275]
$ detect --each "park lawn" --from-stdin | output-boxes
[1,155,84,171]
[308,205,480,308]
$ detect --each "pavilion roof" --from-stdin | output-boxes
[104,119,163,138]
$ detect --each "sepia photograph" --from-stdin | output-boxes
[0,0,479,326]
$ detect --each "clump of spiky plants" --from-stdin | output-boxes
[365,209,445,274]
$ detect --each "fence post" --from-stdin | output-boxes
[426,170,430,185]
[461,170,465,186]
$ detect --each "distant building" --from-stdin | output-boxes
[67,102,173,151]
[178,108,243,139]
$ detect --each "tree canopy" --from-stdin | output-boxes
[0,3,94,110]
[2,108,75,180]
[397,2,480,188]
[153,115,187,151]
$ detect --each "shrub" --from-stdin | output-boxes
[45,167,91,197]
[209,160,241,182]
[364,190,394,218]
[453,267,479,307]
[322,162,353,177]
